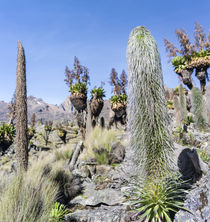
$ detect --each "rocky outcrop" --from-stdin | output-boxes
[175,170,210,222]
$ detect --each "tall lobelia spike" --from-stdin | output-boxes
[16,40,28,172]
[126,26,174,178]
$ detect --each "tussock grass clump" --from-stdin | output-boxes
[0,158,59,222]
[0,152,74,222]
[83,126,119,164]
[54,146,73,161]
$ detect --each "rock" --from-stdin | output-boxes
[71,181,123,207]
[65,205,126,222]
[49,129,63,145]
[175,170,210,222]
[108,143,125,164]
[95,165,112,176]
[178,148,202,183]
[206,146,210,156]
[173,144,208,175]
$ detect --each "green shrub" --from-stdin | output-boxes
[0,123,15,143]
[187,115,194,125]
[49,202,70,222]
[167,100,174,109]
[91,87,105,99]
[126,177,189,222]
[70,83,87,95]
[197,149,210,163]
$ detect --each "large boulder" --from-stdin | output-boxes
[178,148,202,183]
[108,143,125,164]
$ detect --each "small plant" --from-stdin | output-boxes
[40,121,53,146]
[73,129,78,135]
[173,126,184,142]
[0,123,15,143]
[27,127,36,141]
[54,149,73,161]
[44,121,53,132]
[167,100,174,109]
[197,149,210,163]
[173,86,179,95]
[57,124,67,143]
[125,176,189,222]
[49,202,70,222]
[90,87,106,99]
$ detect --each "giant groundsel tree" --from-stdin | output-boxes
[164,22,210,94]
[127,26,174,177]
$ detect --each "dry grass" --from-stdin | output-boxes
[0,151,72,222]
[54,144,73,161]
[82,126,120,164]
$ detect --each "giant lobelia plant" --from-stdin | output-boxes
[127,26,174,178]
[126,26,188,222]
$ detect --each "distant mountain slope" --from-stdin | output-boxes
[0,101,9,122]
[0,96,75,123]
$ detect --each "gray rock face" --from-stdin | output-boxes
[175,170,210,222]
[109,143,125,164]
[66,205,126,222]
[71,180,123,207]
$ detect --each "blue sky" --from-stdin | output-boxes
[0,0,209,104]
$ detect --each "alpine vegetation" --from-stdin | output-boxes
[16,41,28,172]
[192,87,208,130]
[127,26,174,178]
[179,84,188,124]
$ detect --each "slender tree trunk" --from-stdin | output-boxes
[16,41,28,172]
